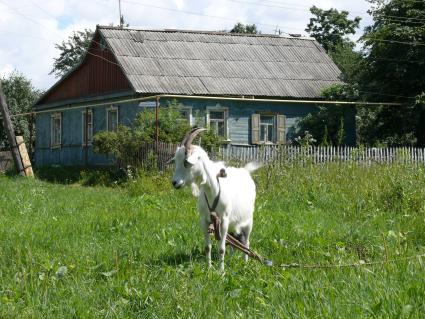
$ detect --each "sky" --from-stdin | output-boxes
[0,0,374,91]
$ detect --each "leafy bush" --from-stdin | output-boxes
[93,100,221,168]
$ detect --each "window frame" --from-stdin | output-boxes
[252,112,286,145]
[106,106,119,132]
[81,109,93,146]
[206,106,229,141]
[50,112,62,149]
[179,106,193,125]
[259,114,276,144]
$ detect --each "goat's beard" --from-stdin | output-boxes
[191,183,200,197]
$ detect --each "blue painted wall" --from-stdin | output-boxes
[35,96,356,167]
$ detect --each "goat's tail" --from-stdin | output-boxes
[244,161,263,173]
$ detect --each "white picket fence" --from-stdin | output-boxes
[129,143,425,170]
[213,145,425,165]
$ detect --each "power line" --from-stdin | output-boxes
[362,37,425,46]
[229,0,425,22]
[120,0,300,32]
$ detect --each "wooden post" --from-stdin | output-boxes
[0,81,25,176]
[16,136,33,177]
[155,96,160,144]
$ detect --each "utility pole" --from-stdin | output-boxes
[0,81,25,176]
[118,0,124,27]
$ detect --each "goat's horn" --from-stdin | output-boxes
[183,127,206,154]
[181,127,200,146]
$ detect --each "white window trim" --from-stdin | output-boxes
[81,109,93,146]
[106,106,119,132]
[206,106,230,141]
[259,114,276,144]
[50,112,61,149]
[179,106,193,125]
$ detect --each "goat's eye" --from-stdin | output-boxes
[184,159,192,168]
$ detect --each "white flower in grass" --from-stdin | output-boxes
[56,266,68,278]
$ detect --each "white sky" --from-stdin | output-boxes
[0,0,374,91]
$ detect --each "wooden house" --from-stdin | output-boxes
[34,25,355,166]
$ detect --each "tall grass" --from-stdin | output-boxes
[0,163,424,318]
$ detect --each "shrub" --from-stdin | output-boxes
[93,100,221,167]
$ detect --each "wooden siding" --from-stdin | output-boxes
[41,32,132,104]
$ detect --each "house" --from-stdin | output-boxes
[34,25,355,166]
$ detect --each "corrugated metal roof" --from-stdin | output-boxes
[98,26,342,98]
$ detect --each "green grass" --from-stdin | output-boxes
[0,163,424,318]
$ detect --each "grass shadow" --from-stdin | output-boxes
[35,165,127,186]
[149,248,205,266]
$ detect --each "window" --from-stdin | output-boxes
[51,113,61,148]
[207,108,228,139]
[251,114,286,145]
[260,115,275,143]
[179,107,192,125]
[82,109,93,145]
[107,107,118,132]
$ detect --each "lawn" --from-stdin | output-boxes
[0,163,424,318]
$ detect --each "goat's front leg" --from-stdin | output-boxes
[200,217,212,268]
[218,216,229,272]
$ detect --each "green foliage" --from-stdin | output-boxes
[50,29,94,78]
[355,0,425,146]
[362,0,425,102]
[321,126,330,146]
[0,71,41,149]
[296,104,346,146]
[328,43,365,84]
[294,131,317,147]
[306,6,361,52]
[1,163,425,317]
[230,22,259,34]
[93,100,221,167]
[132,101,191,144]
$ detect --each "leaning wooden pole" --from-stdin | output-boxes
[0,81,25,176]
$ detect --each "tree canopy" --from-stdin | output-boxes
[50,29,94,78]
[0,71,41,149]
[305,6,361,53]
[230,23,259,34]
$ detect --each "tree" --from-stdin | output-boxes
[306,6,361,53]
[357,0,425,146]
[0,71,41,150]
[230,23,258,34]
[362,0,425,101]
[50,29,94,78]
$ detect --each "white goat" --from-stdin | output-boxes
[170,128,260,270]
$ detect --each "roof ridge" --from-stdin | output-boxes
[96,25,314,40]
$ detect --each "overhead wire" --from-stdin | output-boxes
[228,0,425,22]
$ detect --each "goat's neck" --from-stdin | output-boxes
[199,155,220,199]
